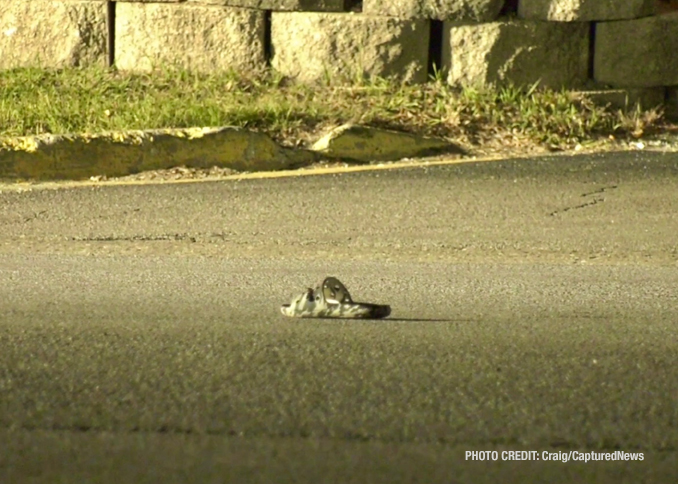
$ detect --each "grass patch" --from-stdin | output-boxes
[0,66,668,152]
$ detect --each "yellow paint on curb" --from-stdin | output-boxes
[0,124,465,182]
[0,154,536,192]
[0,127,315,180]
[2,142,665,193]
[1,123,662,190]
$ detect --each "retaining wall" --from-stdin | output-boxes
[1,0,678,110]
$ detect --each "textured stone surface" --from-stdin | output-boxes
[115,3,265,72]
[595,13,678,88]
[118,0,347,8]
[363,0,504,21]
[271,13,429,83]
[0,128,314,180]
[443,20,589,89]
[311,124,463,162]
[0,0,107,69]
[518,0,656,21]
[185,0,348,11]
[579,88,666,111]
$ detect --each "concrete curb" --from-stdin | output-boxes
[0,127,316,180]
[0,124,461,181]
[312,124,464,162]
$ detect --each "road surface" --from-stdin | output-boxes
[0,151,677,482]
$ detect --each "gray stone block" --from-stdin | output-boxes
[271,13,429,83]
[115,3,265,73]
[363,0,504,21]
[443,20,589,89]
[185,0,348,11]
[0,0,107,69]
[595,13,678,88]
[518,0,656,21]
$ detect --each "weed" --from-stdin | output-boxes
[0,66,668,151]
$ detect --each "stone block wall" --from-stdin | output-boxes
[1,0,678,111]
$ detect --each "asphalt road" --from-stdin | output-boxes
[0,151,677,483]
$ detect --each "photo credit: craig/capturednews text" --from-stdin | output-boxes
[466,451,644,463]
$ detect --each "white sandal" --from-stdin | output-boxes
[281,277,391,319]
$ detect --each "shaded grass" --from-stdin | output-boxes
[0,66,667,150]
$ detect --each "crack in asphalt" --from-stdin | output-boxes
[549,197,605,217]
[549,185,618,216]
[581,185,618,197]
[22,210,47,223]
[68,234,198,242]
[4,423,673,452]
[66,232,235,243]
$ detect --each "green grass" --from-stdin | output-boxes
[0,66,667,151]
